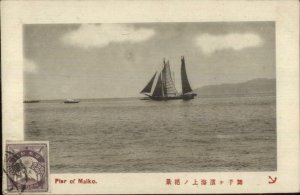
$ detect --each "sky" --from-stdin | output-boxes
[24,22,275,100]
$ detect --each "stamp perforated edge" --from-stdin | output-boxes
[3,140,51,194]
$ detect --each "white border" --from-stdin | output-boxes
[2,0,299,194]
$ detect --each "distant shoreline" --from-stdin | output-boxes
[24,78,276,102]
[24,92,275,103]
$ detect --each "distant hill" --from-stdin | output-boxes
[194,78,276,96]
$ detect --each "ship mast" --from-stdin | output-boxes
[141,57,194,99]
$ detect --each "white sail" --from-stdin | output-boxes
[162,61,178,96]
[140,57,196,100]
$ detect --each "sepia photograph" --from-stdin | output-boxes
[23,22,276,173]
[2,0,299,194]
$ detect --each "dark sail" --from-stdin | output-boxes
[140,72,157,93]
[152,73,163,97]
[181,56,193,94]
[140,57,196,100]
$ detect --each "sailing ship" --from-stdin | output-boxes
[140,56,197,100]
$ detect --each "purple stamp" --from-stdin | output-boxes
[5,142,49,193]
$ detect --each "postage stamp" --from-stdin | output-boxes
[4,142,49,193]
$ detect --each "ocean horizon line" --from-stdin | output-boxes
[24,92,276,102]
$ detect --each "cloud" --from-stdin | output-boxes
[61,24,155,49]
[196,33,263,55]
[24,59,38,73]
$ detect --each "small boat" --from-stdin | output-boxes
[23,100,40,103]
[64,99,80,103]
[140,56,197,101]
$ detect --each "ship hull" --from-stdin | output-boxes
[147,93,197,101]
[64,101,80,103]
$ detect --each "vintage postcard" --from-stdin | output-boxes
[1,0,299,194]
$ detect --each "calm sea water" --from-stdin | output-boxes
[25,95,276,173]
